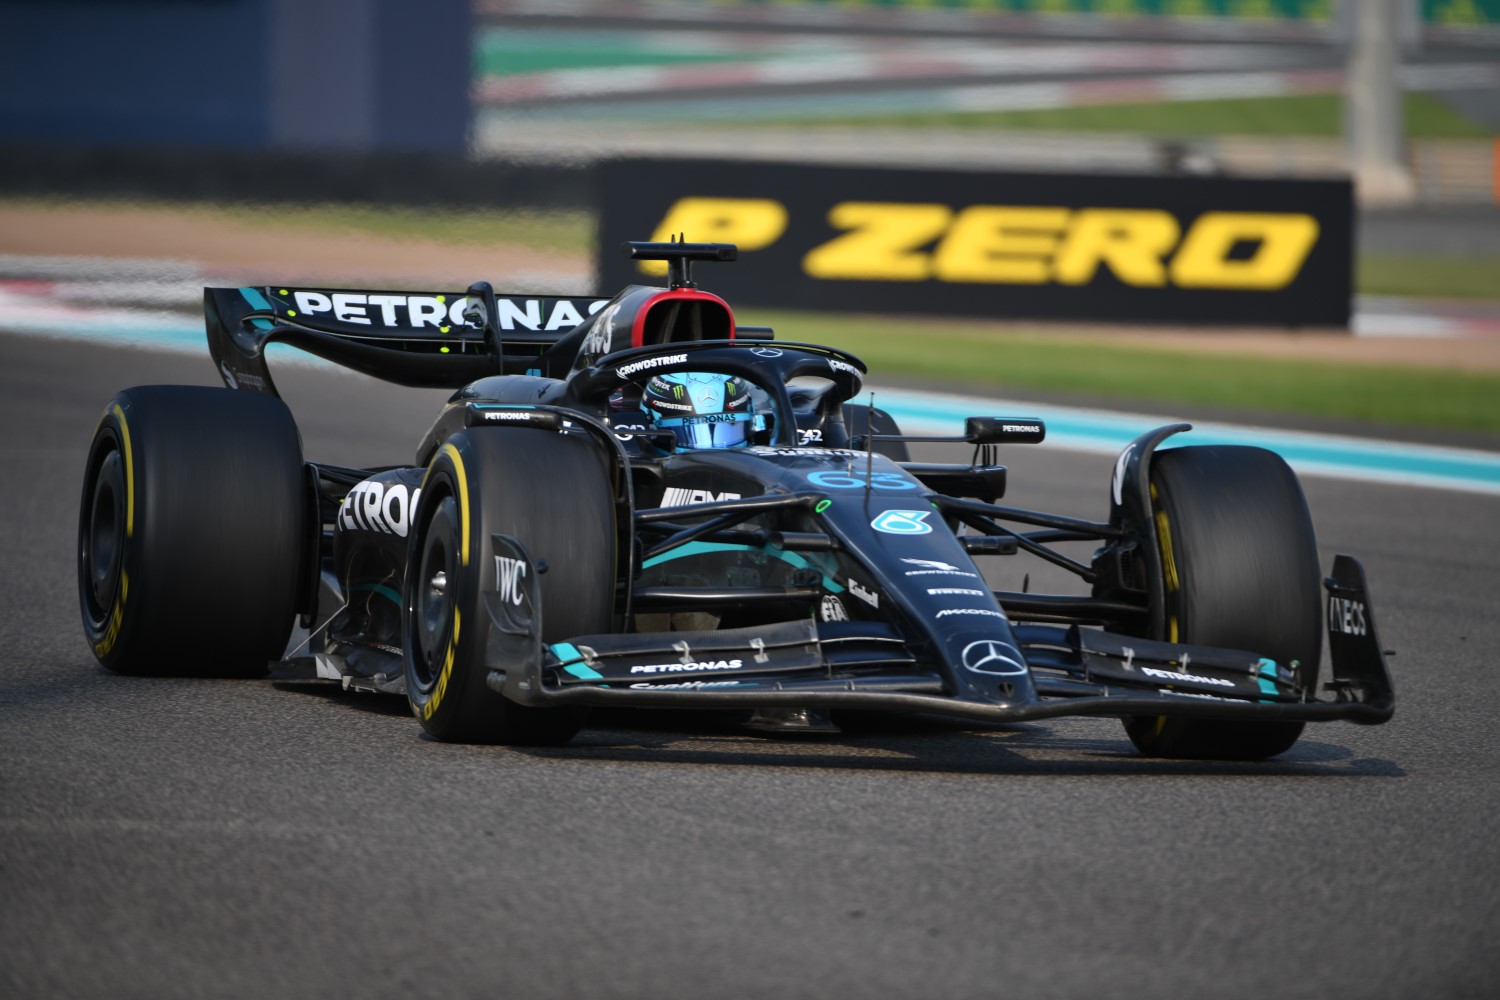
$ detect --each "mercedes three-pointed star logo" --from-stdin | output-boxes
[960,639,1027,676]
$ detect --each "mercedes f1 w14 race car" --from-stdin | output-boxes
[77,241,1393,759]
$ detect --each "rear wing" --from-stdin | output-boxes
[205,283,612,396]
[206,244,764,396]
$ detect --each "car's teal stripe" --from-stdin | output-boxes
[238,287,277,331]
[642,540,845,592]
[351,582,402,604]
[1256,657,1281,700]
[550,642,604,680]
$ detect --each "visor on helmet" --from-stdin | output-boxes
[652,411,755,450]
[641,371,757,450]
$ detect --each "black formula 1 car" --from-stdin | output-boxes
[77,242,1393,759]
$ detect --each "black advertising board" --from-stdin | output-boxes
[598,159,1353,327]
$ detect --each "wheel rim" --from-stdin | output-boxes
[81,445,125,626]
[409,495,458,691]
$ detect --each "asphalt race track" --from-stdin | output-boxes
[3,331,1497,999]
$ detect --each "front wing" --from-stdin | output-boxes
[486,546,1394,727]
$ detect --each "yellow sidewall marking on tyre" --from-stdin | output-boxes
[429,442,470,567]
[423,608,461,721]
[93,570,129,658]
[112,403,135,538]
[1155,509,1179,594]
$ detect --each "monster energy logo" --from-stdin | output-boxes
[673,384,685,400]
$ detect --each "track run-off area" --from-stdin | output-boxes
[2,327,1497,999]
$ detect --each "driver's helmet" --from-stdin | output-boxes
[641,372,755,449]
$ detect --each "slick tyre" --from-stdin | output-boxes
[78,386,307,677]
[842,403,909,461]
[404,428,615,745]
[1124,445,1322,760]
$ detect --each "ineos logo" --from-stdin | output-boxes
[960,639,1027,676]
[750,346,782,358]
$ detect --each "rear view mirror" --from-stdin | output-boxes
[965,417,1046,445]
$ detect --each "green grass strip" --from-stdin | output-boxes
[5,196,595,257]
[214,202,594,255]
[753,310,1500,433]
[474,29,748,77]
[1359,255,1500,300]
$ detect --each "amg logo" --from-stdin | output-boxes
[616,353,687,378]
[1329,597,1368,636]
[1141,666,1235,688]
[339,481,421,537]
[290,292,607,331]
[495,556,527,606]
[662,488,741,507]
[630,659,745,675]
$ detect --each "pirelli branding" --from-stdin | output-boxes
[600,160,1353,326]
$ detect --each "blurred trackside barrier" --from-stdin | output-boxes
[486,0,1500,39]
[0,145,591,211]
[624,0,1496,16]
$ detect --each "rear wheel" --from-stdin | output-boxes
[1123,445,1322,760]
[404,429,616,744]
[77,386,307,676]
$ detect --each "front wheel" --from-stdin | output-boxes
[1123,445,1322,760]
[404,428,616,745]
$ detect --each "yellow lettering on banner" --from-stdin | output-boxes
[641,197,789,276]
[931,206,1071,284]
[803,202,952,281]
[1170,212,1320,290]
[1052,209,1179,287]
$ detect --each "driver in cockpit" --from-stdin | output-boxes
[638,372,758,450]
